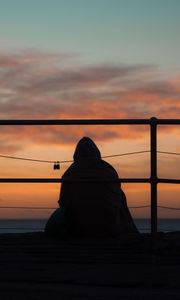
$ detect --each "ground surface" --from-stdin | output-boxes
[0,232,179,299]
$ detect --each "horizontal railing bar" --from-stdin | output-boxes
[158,178,180,184]
[0,119,150,125]
[0,118,180,126]
[157,119,180,125]
[0,178,150,183]
[0,178,179,183]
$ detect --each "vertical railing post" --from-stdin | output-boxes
[150,117,158,240]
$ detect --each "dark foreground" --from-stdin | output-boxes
[0,232,180,300]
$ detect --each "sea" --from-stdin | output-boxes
[0,219,179,234]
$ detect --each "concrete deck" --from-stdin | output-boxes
[0,232,179,299]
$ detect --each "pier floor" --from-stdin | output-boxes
[0,232,179,299]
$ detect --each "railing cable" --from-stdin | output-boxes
[0,205,179,210]
[0,150,180,166]
[0,150,150,164]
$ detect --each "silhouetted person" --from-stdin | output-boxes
[45,137,138,238]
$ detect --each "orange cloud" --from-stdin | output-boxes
[0,49,180,152]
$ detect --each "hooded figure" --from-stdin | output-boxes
[45,137,138,238]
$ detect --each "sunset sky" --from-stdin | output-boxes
[0,0,180,219]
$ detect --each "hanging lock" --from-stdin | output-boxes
[53,161,60,170]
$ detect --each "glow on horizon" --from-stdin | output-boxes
[0,131,180,219]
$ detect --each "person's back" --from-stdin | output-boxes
[60,160,121,237]
[58,137,137,237]
[45,137,138,238]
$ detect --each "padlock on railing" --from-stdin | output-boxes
[53,161,60,170]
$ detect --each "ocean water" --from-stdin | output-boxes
[0,219,47,234]
[0,219,179,234]
[135,219,180,233]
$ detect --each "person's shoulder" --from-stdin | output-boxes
[62,162,77,178]
[100,159,117,171]
[100,160,119,177]
[62,159,119,179]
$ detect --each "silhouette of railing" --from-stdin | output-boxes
[0,117,180,240]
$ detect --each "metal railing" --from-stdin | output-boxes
[0,117,180,239]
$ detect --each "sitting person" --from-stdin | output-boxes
[45,137,138,238]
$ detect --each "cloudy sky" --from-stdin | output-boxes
[0,0,180,219]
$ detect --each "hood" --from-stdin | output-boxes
[73,137,101,162]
